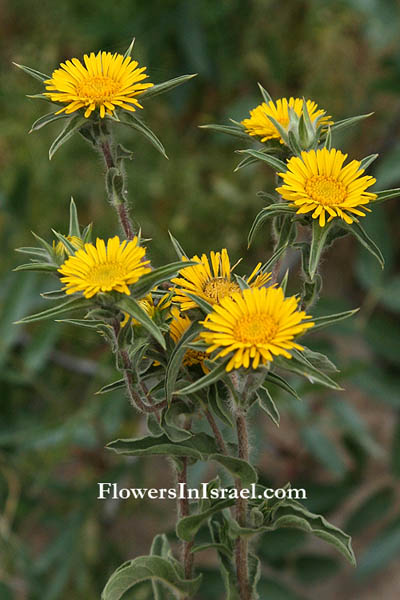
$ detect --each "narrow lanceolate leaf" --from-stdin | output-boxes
[117,114,168,159]
[14,297,89,324]
[257,82,273,103]
[373,188,400,205]
[176,498,235,542]
[15,247,49,259]
[13,62,50,82]
[199,123,249,140]
[257,387,280,426]
[310,308,360,332]
[131,260,198,299]
[276,352,342,391]
[270,500,356,566]
[236,148,287,172]
[41,289,68,300]
[56,318,110,330]
[166,321,202,404]
[360,154,379,171]
[29,111,70,133]
[183,292,213,314]
[51,230,77,255]
[248,205,295,247]
[49,116,88,160]
[344,222,384,268]
[168,231,188,259]
[123,37,136,59]
[95,379,125,395]
[330,113,373,134]
[13,262,58,273]
[140,74,198,100]
[175,361,229,396]
[101,556,202,600]
[107,432,220,460]
[264,371,300,401]
[308,220,332,280]
[117,296,166,349]
[68,197,80,237]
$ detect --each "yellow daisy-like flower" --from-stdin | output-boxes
[44,51,153,119]
[241,97,331,144]
[58,236,151,299]
[276,147,377,227]
[201,287,314,372]
[53,235,84,259]
[170,249,271,311]
[169,307,208,372]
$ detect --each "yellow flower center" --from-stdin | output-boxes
[305,175,346,206]
[235,313,279,344]
[87,263,127,286]
[76,76,120,103]
[203,278,240,303]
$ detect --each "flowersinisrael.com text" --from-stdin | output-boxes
[97,483,306,501]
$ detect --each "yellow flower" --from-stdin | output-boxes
[53,235,84,259]
[276,147,377,227]
[241,97,331,144]
[170,249,271,311]
[122,292,172,327]
[58,236,151,299]
[44,51,153,119]
[201,287,314,372]
[169,307,208,372]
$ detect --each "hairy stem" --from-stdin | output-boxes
[177,457,194,582]
[235,411,251,600]
[204,408,227,454]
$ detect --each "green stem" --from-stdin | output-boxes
[235,411,251,600]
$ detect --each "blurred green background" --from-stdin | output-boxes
[1,0,400,598]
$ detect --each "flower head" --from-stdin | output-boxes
[169,307,208,371]
[44,51,153,119]
[241,98,331,144]
[170,249,271,311]
[276,147,377,227]
[53,235,84,259]
[201,287,314,372]
[58,236,151,298]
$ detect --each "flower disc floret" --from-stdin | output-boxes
[201,286,314,372]
[58,236,151,298]
[44,51,153,118]
[276,147,377,226]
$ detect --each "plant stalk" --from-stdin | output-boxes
[235,411,251,600]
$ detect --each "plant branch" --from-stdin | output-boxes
[235,410,251,600]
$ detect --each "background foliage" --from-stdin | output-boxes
[1,0,400,598]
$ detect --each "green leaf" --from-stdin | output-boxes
[344,221,384,268]
[101,555,201,600]
[373,188,400,205]
[117,296,166,349]
[14,297,89,324]
[29,111,70,133]
[330,112,373,134]
[106,432,220,460]
[248,205,296,247]
[168,231,188,259]
[13,62,50,82]
[208,383,233,427]
[257,82,273,103]
[49,116,88,160]
[139,74,197,100]
[183,291,213,314]
[236,148,287,172]
[13,262,58,273]
[360,153,379,171]
[117,114,168,159]
[51,230,76,255]
[275,351,342,390]
[210,454,258,487]
[95,379,125,395]
[68,198,80,237]
[15,246,49,259]
[131,260,198,299]
[270,500,356,566]
[150,534,175,600]
[177,498,235,542]
[308,220,332,280]
[264,371,300,400]
[175,361,229,395]
[123,37,136,59]
[199,123,249,140]
[257,386,280,426]
[165,321,202,404]
[310,308,359,332]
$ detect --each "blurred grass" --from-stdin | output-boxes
[1,1,400,599]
